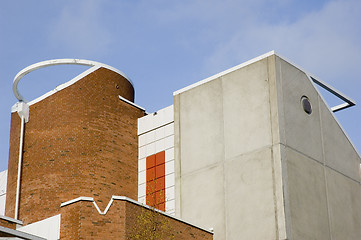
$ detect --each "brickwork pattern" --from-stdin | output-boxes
[126,201,213,240]
[5,67,145,225]
[0,218,17,230]
[4,113,21,220]
[60,200,126,239]
[60,198,213,240]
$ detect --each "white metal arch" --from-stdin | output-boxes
[13,59,133,102]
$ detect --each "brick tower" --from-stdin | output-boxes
[5,61,146,225]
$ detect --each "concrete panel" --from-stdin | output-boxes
[18,214,61,240]
[178,78,225,174]
[319,96,361,181]
[225,147,277,239]
[268,55,283,146]
[174,95,182,217]
[273,144,288,239]
[277,57,323,162]
[326,168,361,240]
[180,165,225,239]
[221,58,272,160]
[285,147,331,240]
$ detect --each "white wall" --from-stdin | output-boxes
[17,214,61,240]
[138,105,175,215]
[0,170,7,215]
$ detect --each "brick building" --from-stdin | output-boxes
[1,52,361,239]
[0,59,212,239]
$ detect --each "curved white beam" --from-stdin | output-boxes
[13,59,133,102]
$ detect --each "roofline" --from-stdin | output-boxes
[0,215,23,225]
[0,226,45,240]
[173,50,276,96]
[172,50,359,158]
[60,195,213,234]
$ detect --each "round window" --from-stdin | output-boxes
[301,96,312,115]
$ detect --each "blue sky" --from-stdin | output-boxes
[0,0,360,171]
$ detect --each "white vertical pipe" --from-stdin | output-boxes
[15,115,25,220]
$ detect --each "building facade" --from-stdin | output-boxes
[1,52,360,239]
[0,60,212,239]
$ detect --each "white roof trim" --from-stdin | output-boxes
[273,52,360,158]
[13,59,133,103]
[0,226,46,240]
[173,50,276,96]
[118,95,145,111]
[172,50,359,158]
[60,196,94,207]
[0,215,23,225]
[60,195,213,234]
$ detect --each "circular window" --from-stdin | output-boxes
[301,96,312,115]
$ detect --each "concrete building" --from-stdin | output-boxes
[1,51,360,239]
[137,51,361,239]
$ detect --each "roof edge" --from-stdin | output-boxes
[60,195,213,234]
[173,50,276,96]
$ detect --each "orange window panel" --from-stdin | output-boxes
[155,190,165,211]
[146,180,155,195]
[155,176,165,192]
[157,202,165,211]
[146,151,166,211]
[155,151,165,166]
[146,188,165,211]
[146,192,156,206]
[146,154,156,169]
[155,164,165,179]
[146,167,155,182]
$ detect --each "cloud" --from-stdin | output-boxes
[202,0,361,85]
[48,0,113,57]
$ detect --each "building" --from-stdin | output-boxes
[0,59,212,239]
[1,51,360,239]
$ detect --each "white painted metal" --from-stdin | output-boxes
[60,195,213,234]
[13,59,133,102]
[173,51,276,96]
[0,170,7,216]
[174,50,356,113]
[0,225,46,240]
[118,95,145,111]
[15,115,25,220]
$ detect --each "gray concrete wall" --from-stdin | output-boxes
[174,55,287,240]
[275,56,361,240]
[174,53,361,240]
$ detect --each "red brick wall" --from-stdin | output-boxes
[5,67,145,225]
[4,111,21,219]
[0,218,17,230]
[60,200,126,239]
[125,200,213,240]
[59,198,213,240]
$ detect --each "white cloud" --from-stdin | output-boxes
[48,0,113,57]
[202,0,361,85]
